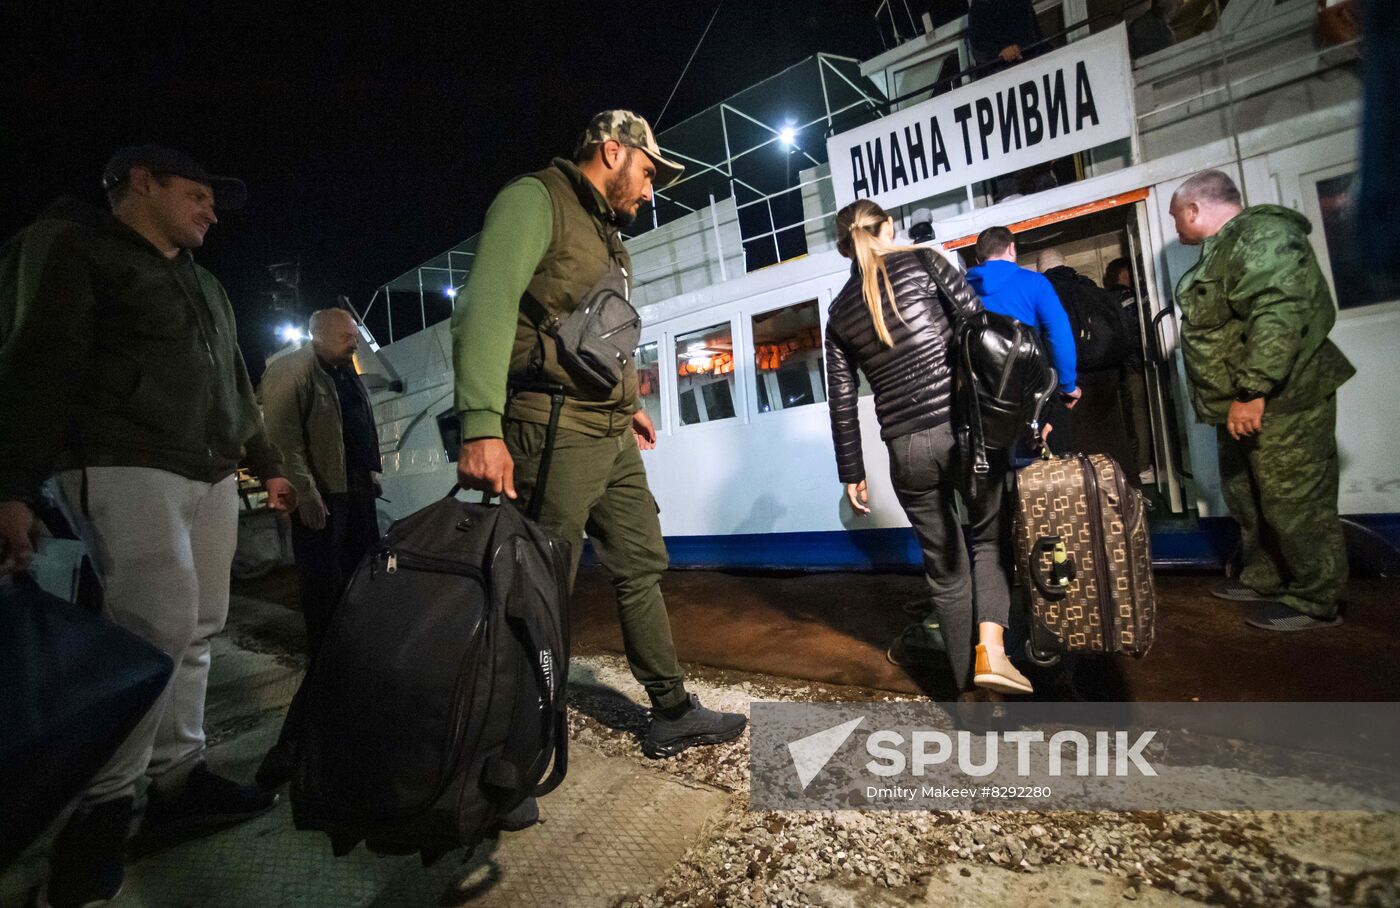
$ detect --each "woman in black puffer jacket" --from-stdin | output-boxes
[824,199,1032,699]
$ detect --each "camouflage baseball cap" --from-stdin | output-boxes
[575,110,684,189]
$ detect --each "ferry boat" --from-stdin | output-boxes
[349,0,1395,573]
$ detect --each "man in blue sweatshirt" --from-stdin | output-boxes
[967,226,1080,452]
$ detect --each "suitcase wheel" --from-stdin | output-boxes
[1024,639,1062,668]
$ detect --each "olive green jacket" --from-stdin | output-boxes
[1175,204,1355,425]
[258,344,380,507]
[0,197,282,503]
[451,158,638,440]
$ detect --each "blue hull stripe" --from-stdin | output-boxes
[580,514,1400,572]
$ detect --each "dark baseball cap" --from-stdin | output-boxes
[101,145,248,210]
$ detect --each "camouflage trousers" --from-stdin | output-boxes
[1216,396,1347,618]
[504,419,688,711]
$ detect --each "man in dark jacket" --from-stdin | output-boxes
[967,227,1081,453]
[253,307,382,791]
[967,0,1045,71]
[1104,256,1158,484]
[1037,249,1137,466]
[259,307,382,655]
[0,145,293,907]
[452,111,745,783]
[1170,170,1355,631]
[1128,0,1181,59]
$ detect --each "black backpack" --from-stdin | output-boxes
[1047,268,1129,373]
[918,250,1059,476]
[289,490,572,865]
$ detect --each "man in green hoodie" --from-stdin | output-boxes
[1169,169,1356,631]
[452,111,746,787]
[0,146,294,907]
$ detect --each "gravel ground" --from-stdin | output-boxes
[566,653,1400,908]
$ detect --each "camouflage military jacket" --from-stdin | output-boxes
[1175,204,1355,425]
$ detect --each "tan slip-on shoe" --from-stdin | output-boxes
[973,644,1034,695]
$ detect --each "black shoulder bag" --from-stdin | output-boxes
[521,261,642,394]
[916,249,1058,481]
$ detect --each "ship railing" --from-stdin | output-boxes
[361,0,1356,350]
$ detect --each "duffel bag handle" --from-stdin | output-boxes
[446,484,503,505]
[1030,536,1075,600]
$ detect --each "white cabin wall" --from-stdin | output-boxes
[375,322,455,483]
[1134,1,1360,166]
[366,0,1392,552]
[636,263,911,539]
[628,196,746,307]
[800,162,838,255]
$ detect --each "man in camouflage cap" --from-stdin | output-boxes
[1170,170,1356,631]
[574,110,685,196]
[451,109,744,825]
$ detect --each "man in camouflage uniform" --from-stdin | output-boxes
[1169,170,1356,631]
[452,110,746,798]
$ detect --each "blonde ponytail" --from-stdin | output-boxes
[835,199,923,348]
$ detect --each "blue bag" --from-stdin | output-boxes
[0,575,173,868]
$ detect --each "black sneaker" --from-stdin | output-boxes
[1244,601,1343,632]
[140,764,278,841]
[39,797,131,908]
[642,695,747,759]
[1211,579,1271,602]
[886,623,947,669]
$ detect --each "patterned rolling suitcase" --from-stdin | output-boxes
[1012,453,1155,664]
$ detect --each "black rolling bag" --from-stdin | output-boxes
[291,387,573,864]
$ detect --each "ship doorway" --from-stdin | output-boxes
[948,195,1189,515]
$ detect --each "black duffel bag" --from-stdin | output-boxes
[0,575,173,868]
[290,489,572,865]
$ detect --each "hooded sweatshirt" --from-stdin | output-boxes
[0,197,282,503]
[966,258,1077,392]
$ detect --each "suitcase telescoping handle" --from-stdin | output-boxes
[1030,536,1076,600]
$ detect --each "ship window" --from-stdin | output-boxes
[675,321,738,426]
[1316,172,1390,311]
[635,341,663,430]
[752,301,826,414]
[892,50,961,108]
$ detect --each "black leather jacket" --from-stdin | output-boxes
[824,249,982,484]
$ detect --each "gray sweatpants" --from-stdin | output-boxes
[886,423,1013,691]
[56,467,240,805]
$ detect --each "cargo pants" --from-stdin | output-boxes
[1216,395,1347,618]
[504,419,689,711]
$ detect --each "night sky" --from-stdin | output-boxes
[3,1,963,375]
